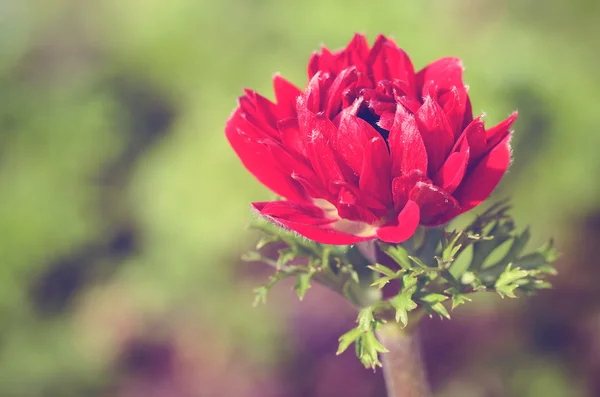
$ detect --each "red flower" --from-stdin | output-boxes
[226,34,516,245]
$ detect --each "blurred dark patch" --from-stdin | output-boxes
[108,224,138,259]
[30,78,177,317]
[29,223,139,316]
[529,315,573,353]
[30,254,91,316]
[99,77,177,187]
[118,337,175,380]
[520,210,600,393]
[502,83,554,184]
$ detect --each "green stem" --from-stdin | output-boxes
[376,322,432,397]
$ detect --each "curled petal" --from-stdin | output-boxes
[359,136,392,206]
[388,105,428,178]
[226,110,305,201]
[337,187,378,224]
[485,111,517,150]
[253,201,374,245]
[376,200,420,243]
[409,182,459,225]
[367,35,415,88]
[325,67,358,119]
[454,134,512,213]
[417,57,465,99]
[297,104,346,191]
[241,89,279,138]
[273,74,302,118]
[303,71,333,113]
[415,96,455,175]
[461,116,487,161]
[434,138,470,194]
[391,171,429,212]
[335,110,380,175]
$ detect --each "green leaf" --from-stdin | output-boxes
[336,327,363,355]
[294,272,313,301]
[494,264,530,298]
[378,243,412,270]
[402,274,418,289]
[368,263,398,277]
[357,331,388,369]
[389,290,418,327]
[371,276,393,289]
[357,307,375,332]
[252,286,269,306]
[419,293,450,319]
[276,248,296,268]
[451,293,472,309]
[408,255,429,269]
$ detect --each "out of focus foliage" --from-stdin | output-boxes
[1,0,599,396]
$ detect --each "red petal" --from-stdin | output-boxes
[434,138,470,194]
[241,89,279,137]
[253,201,334,225]
[303,71,333,113]
[417,57,465,99]
[485,111,517,151]
[344,33,370,69]
[454,134,512,213]
[273,74,302,119]
[409,182,459,225]
[335,110,380,175]
[337,187,378,223]
[367,35,415,88]
[253,201,373,245]
[415,96,455,175]
[359,137,392,206]
[376,200,420,243]
[325,67,358,119]
[388,105,428,178]
[278,117,307,158]
[226,109,305,201]
[440,86,467,136]
[297,105,346,191]
[462,116,487,161]
[391,171,429,212]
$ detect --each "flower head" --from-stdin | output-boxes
[226,34,516,245]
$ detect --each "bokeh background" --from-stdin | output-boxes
[1,0,600,396]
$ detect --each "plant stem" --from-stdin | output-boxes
[376,322,432,397]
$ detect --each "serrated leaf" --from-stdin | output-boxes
[389,290,418,327]
[294,272,312,300]
[379,243,412,270]
[371,276,393,289]
[429,302,451,319]
[276,248,296,268]
[408,255,429,269]
[368,263,398,277]
[252,286,268,306]
[419,293,448,304]
[357,307,375,332]
[451,294,472,309]
[419,293,450,319]
[495,265,529,287]
[336,327,363,355]
[358,331,387,369]
[402,274,418,289]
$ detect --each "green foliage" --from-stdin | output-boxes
[247,201,558,369]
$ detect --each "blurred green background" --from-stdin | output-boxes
[1,0,600,396]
